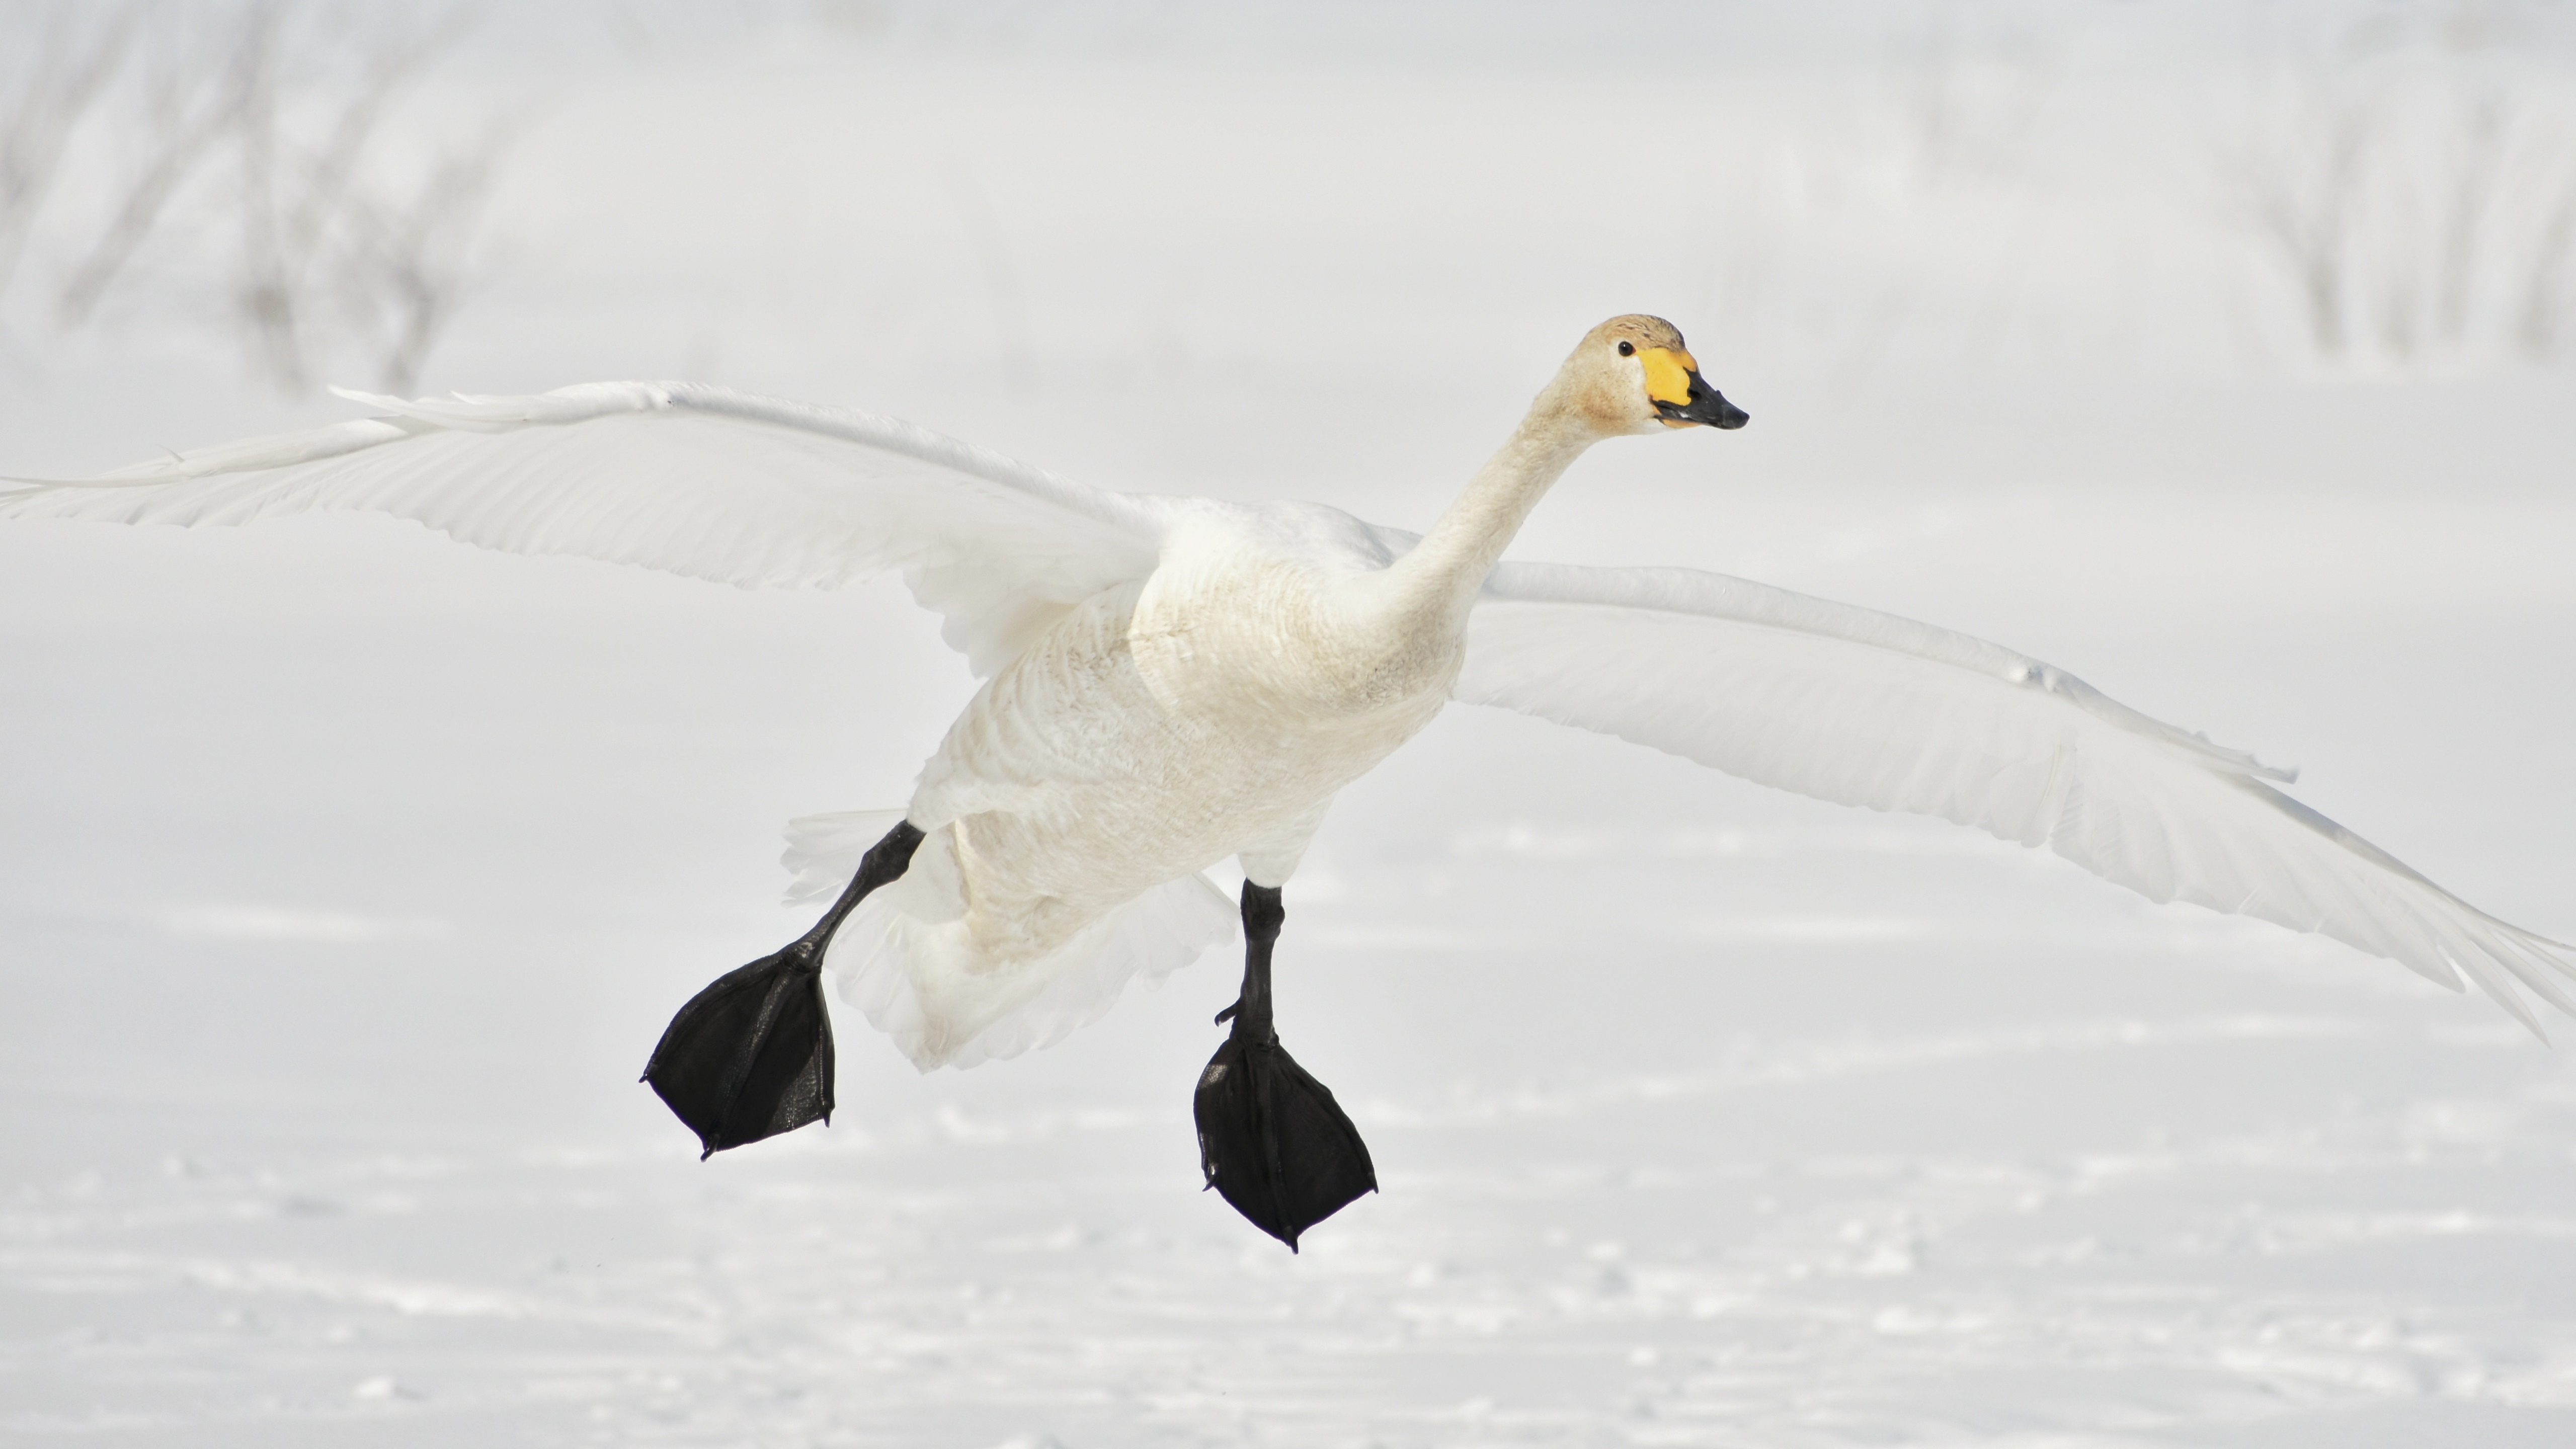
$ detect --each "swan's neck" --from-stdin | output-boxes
[1385,409,1595,623]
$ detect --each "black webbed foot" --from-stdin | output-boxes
[1193,880,1376,1250]
[643,945,836,1158]
[1194,1032,1376,1251]
[642,820,923,1157]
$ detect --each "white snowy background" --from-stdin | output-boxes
[4,2,2575,1443]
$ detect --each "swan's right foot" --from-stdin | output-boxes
[641,943,836,1159]
[1192,882,1377,1251]
[642,820,923,1158]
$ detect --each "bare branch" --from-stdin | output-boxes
[56,5,269,327]
[2518,177,2576,359]
[0,2,140,297]
[2435,96,2506,346]
[336,129,505,393]
[2238,103,2372,356]
[230,3,298,388]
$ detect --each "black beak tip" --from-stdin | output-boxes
[1672,377,1750,431]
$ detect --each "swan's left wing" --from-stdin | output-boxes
[1457,559,2576,1031]
[0,383,1172,674]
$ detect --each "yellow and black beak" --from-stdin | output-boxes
[1640,346,1749,430]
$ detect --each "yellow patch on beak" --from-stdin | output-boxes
[1639,346,1699,408]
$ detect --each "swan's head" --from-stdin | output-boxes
[1552,314,1749,438]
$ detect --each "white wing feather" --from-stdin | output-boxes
[0,382,1172,674]
[1458,560,2576,1032]
[16,391,2565,1038]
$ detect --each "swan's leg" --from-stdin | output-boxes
[1208,882,1281,1035]
[642,820,925,1159]
[1192,881,1378,1250]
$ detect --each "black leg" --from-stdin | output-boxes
[642,821,924,1158]
[1192,881,1378,1251]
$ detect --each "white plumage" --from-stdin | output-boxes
[6,316,2569,1068]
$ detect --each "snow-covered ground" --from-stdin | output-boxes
[5,4,2575,1443]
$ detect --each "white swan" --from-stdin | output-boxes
[6,315,2570,1240]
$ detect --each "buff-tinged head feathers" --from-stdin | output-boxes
[1541,315,1749,438]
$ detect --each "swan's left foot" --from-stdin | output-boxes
[642,820,923,1158]
[1193,882,1377,1251]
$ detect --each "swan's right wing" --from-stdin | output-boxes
[0,383,1173,674]
[1457,559,2575,1031]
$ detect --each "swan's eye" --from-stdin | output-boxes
[1617,340,1635,357]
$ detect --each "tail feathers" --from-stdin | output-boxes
[816,822,1233,1071]
[782,808,912,904]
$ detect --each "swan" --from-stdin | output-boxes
[5,314,2570,1249]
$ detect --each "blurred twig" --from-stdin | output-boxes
[2518,178,2576,358]
[31,0,503,394]
[56,6,266,328]
[337,130,504,393]
[0,3,138,298]
[2231,36,2576,372]
[2433,96,2505,345]
[2237,102,2372,357]
[227,7,468,391]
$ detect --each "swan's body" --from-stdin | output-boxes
[889,530,1456,1062]
[831,348,1622,1064]
[6,317,2572,1096]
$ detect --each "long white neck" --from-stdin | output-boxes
[1380,406,1596,627]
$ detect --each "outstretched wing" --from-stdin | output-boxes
[1457,559,2576,1032]
[0,383,1172,674]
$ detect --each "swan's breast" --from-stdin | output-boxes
[1126,517,1462,723]
[907,513,1460,946]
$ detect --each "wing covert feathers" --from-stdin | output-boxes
[1460,559,2575,1033]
